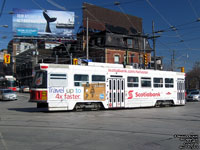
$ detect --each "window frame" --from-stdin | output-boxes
[114,55,120,64]
[127,76,139,87]
[153,77,163,88]
[92,75,105,82]
[130,54,135,65]
[74,74,89,87]
[134,38,139,49]
[141,77,151,88]
[165,78,174,88]
[127,39,133,48]
[49,73,67,87]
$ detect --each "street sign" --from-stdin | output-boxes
[4,54,10,64]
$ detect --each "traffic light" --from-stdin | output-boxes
[4,54,10,64]
[73,58,78,65]
[181,67,185,73]
[143,53,148,66]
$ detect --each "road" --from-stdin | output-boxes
[0,93,199,150]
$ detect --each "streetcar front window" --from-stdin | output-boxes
[32,71,47,88]
[7,81,16,87]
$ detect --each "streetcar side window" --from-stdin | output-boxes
[49,74,67,87]
[92,75,105,82]
[141,77,151,88]
[74,74,89,86]
[153,78,163,88]
[165,78,174,88]
[127,76,138,87]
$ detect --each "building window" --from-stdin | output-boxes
[97,37,101,45]
[114,55,120,64]
[127,39,133,48]
[134,38,139,49]
[130,54,135,65]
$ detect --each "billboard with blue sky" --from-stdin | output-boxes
[13,8,75,37]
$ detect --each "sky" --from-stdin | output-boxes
[0,0,200,72]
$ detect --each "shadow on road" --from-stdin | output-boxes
[8,107,48,113]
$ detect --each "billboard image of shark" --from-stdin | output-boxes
[13,8,75,37]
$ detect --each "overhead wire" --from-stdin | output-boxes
[46,0,67,11]
[32,0,45,10]
[0,0,6,17]
[188,0,199,19]
[115,2,140,32]
[145,0,191,61]
[2,0,200,68]
[83,8,113,33]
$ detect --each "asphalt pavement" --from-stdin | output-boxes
[0,93,199,150]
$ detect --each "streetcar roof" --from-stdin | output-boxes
[35,62,185,76]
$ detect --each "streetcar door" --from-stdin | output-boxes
[177,78,185,105]
[107,78,125,108]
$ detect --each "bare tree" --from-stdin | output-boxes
[186,61,200,89]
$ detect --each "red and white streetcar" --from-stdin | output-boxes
[29,62,185,111]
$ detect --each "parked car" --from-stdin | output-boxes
[19,86,30,93]
[186,90,200,101]
[16,86,20,92]
[186,89,199,95]
[0,89,17,101]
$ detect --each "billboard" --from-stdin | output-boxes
[13,8,75,37]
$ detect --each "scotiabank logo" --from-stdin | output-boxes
[128,90,160,99]
[166,92,171,95]
[135,92,160,97]
[128,90,134,99]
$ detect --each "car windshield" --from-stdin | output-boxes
[3,90,13,93]
[190,91,200,94]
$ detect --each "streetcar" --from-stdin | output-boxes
[29,62,185,111]
[0,76,17,91]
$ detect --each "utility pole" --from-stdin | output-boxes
[152,21,157,70]
[86,17,89,60]
[70,53,73,65]
[171,50,175,71]
[34,40,38,64]
[139,36,143,68]
[143,37,146,69]
[55,52,58,64]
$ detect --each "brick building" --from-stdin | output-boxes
[78,3,152,68]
